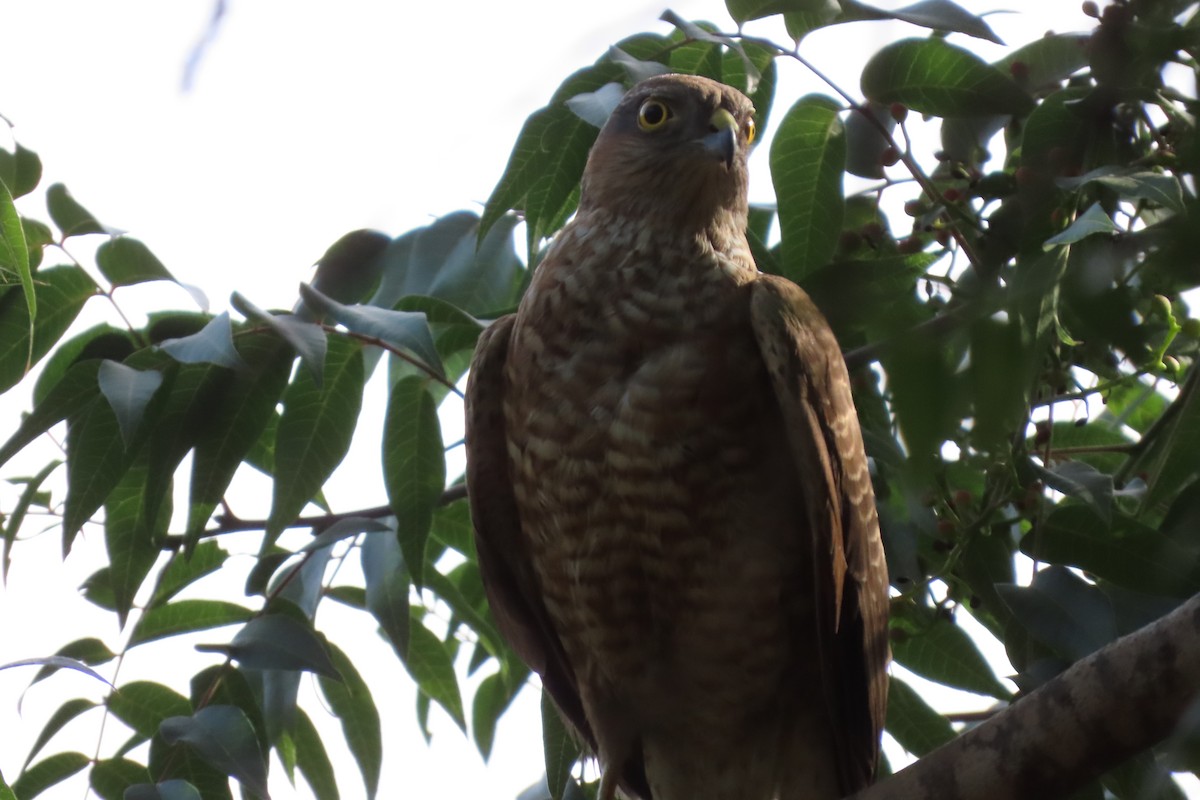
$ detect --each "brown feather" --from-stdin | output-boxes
[465,73,888,800]
[750,275,891,792]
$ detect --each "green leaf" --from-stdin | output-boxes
[425,566,505,659]
[362,528,411,659]
[844,102,895,180]
[2,655,112,690]
[319,642,382,800]
[481,74,605,250]
[0,264,97,394]
[128,600,254,647]
[105,457,171,625]
[1140,374,1200,513]
[1022,506,1200,597]
[28,637,117,686]
[401,619,466,732]
[1044,203,1119,247]
[186,334,293,549]
[22,698,97,770]
[12,752,90,800]
[880,326,960,467]
[231,291,326,381]
[861,39,1034,117]
[891,615,1011,699]
[160,705,268,798]
[46,183,106,237]
[1032,460,1114,525]
[472,672,513,760]
[885,675,956,756]
[96,237,175,287]
[298,283,443,377]
[3,459,59,579]
[31,323,131,404]
[801,251,938,336]
[383,375,446,587]
[293,708,339,800]
[106,681,192,741]
[0,177,33,327]
[63,394,138,551]
[267,335,364,540]
[197,614,341,678]
[726,0,834,24]
[429,498,475,556]
[428,213,525,315]
[770,94,845,282]
[148,542,228,609]
[97,360,165,447]
[566,82,625,127]
[997,566,1118,662]
[88,758,151,800]
[301,516,391,553]
[297,229,390,321]
[1057,169,1187,214]
[0,143,43,198]
[145,740,230,800]
[158,312,246,369]
[968,315,1031,452]
[542,687,581,800]
[841,0,1002,44]
[995,33,1090,90]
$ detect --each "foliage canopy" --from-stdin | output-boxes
[2,1,1200,798]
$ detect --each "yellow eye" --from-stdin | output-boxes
[745,118,757,145]
[637,99,672,131]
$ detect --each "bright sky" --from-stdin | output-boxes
[0,2,1108,799]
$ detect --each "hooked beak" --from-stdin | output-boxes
[701,108,739,169]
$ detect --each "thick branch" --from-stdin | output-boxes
[856,593,1200,800]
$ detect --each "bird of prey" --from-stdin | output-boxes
[465,73,889,800]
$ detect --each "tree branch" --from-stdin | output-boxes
[855,593,1200,800]
[160,484,469,549]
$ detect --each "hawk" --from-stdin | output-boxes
[465,73,889,800]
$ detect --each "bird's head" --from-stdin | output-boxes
[579,74,756,233]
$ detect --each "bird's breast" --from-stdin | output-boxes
[504,263,811,721]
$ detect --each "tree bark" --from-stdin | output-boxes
[855,593,1200,800]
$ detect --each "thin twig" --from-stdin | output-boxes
[160,484,469,550]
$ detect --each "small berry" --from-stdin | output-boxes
[936,519,957,539]
[943,187,962,203]
[954,490,973,509]
[881,146,901,167]
[1153,294,1174,319]
[1034,421,1051,445]
[904,199,923,217]
[838,231,863,253]
[889,102,909,123]
[898,237,925,254]
[1081,1,1099,17]
[1009,61,1030,81]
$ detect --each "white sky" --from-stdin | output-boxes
[0,2,1117,799]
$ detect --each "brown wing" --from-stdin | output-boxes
[464,315,589,730]
[749,274,890,793]
[465,316,653,798]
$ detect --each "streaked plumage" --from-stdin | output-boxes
[466,74,888,800]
